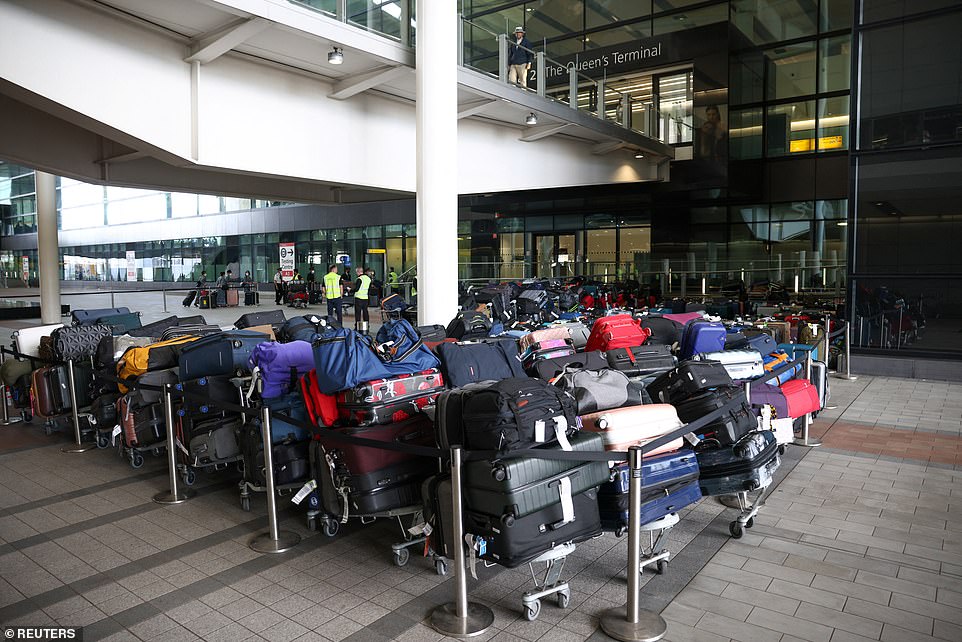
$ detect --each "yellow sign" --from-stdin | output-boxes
[366,248,386,254]
[789,136,844,153]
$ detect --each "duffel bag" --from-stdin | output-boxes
[249,340,315,398]
[117,335,200,392]
[554,367,650,415]
[277,316,322,344]
[50,324,112,362]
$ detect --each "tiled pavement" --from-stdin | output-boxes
[1,373,961,641]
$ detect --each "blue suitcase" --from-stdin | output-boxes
[96,312,143,336]
[73,307,131,326]
[748,333,778,355]
[599,449,701,532]
[262,393,311,444]
[178,330,271,381]
[679,320,727,359]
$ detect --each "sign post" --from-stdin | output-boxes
[279,243,295,282]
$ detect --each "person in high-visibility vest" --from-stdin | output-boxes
[322,264,343,326]
[353,267,372,330]
[388,267,399,295]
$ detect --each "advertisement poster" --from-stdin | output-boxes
[21,256,29,282]
[126,251,136,281]
[279,243,295,281]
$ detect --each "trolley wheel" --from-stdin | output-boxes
[240,496,251,512]
[435,559,448,576]
[307,515,318,532]
[96,434,110,449]
[183,470,196,486]
[729,521,744,539]
[745,517,755,529]
[322,519,339,537]
[524,599,541,622]
[615,526,627,538]
[557,590,570,609]
[21,411,32,423]
[394,548,410,567]
[657,560,668,575]
[131,452,144,469]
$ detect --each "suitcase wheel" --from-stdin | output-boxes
[729,521,744,538]
[500,513,516,528]
[435,559,448,576]
[393,548,410,567]
[491,466,507,482]
[322,519,339,537]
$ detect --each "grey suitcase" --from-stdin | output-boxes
[696,430,780,497]
[188,419,242,467]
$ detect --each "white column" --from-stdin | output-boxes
[415,0,458,326]
[35,171,61,324]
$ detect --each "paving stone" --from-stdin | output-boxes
[745,606,833,642]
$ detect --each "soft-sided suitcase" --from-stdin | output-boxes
[464,487,603,568]
[117,396,165,448]
[245,436,310,486]
[463,431,609,523]
[673,386,757,446]
[753,321,791,344]
[334,368,443,426]
[435,340,525,388]
[606,344,677,377]
[531,351,609,381]
[646,360,733,404]
[696,431,780,496]
[599,449,701,531]
[95,312,142,336]
[234,309,286,329]
[585,314,650,352]
[580,404,684,455]
[780,379,821,417]
[691,349,764,380]
[747,382,789,419]
[128,315,181,339]
[51,324,113,361]
[117,335,200,391]
[13,323,64,358]
[175,375,242,421]
[417,325,447,343]
[178,330,270,381]
[640,316,684,346]
[518,328,572,353]
[189,419,242,467]
[679,320,727,359]
[444,311,491,340]
[72,307,131,326]
[160,324,222,341]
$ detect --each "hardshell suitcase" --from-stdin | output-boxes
[606,345,677,377]
[780,379,821,417]
[51,324,113,361]
[175,375,242,420]
[463,431,610,523]
[646,360,733,404]
[673,386,757,446]
[753,321,791,344]
[600,481,702,532]
[234,309,286,329]
[334,368,443,426]
[72,307,131,326]
[226,288,239,307]
[640,316,684,347]
[435,340,525,388]
[117,396,165,448]
[546,321,589,351]
[518,328,572,353]
[464,487,603,568]
[580,404,684,455]
[128,315,181,339]
[13,323,64,358]
[691,349,765,380]
[585,315,650,352]
[96,313,143,336]
[178,330,270,381]
[417,325,447,343]
[245,290,259,306]
[600,449,701,531]
[696,431,780,496]
[160,324,222,341]
[530,351,609,381]
[679,320,727,359]
[31,367,61,419]
[244,433,310,485]
[47,363,94,413]
[747,333,778,356]
[313,415,436,478]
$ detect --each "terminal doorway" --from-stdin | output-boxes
[533,233,576,279]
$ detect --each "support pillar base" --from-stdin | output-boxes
[793,437,822,448]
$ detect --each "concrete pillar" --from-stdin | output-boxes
[35,171,61,324]
[415,0,458,326]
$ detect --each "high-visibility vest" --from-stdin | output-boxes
[323,272,341,299]
[355,274,371,300]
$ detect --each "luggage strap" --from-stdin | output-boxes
[534,416,571,450]
[558,476,574,524]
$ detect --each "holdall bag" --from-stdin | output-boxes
[95,312,143,336]
[640,316,685,346]
[696,430,780,497]
[276,316,319,343]
[72,307,131,326]
[417,324,447,343]
[518,327,572,353]
[249,340,314,398]
[453,377,578,452]
[691,349,765,380]
[334,368,443,427]
[531,350,609,381]
[585,314,651,352]
[375,318,441,370]
[445,310,492,340]
[435,340,525,388]
[189,420,242,467]
[579,404,685,455]
[234,309,286,329]
[52,324,113,361]
[555,368,650,415]
[117,336,200,392]
[780,379,821,417]
[605,344,677,378]
[646,360,733,404]
[128,315,181,339]
[679,320,727,359]
[0,358,33,387]
[178,330,271,381]
[674,386,757,446]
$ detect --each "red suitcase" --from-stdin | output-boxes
[334,369,444,426]
[585,314,651,352]
[780,379,821,417]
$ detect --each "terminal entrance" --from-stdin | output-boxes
[534,233,576,279]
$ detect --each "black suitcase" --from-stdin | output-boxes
[674,386,757,446]
[640,316,684,346]
[697,431,780,496]
[435,340,526,388]
[52,324,113,361]
[160,324,222,341]
[96,312,143,336]
[182,291,197,307]
[464,487,602,568]
[131,368,180,406]
[337,460,427,514]
[235,309,286,329]
[646,360,733,404]
[418,324,447,342]
[245,290,260,306]
[72,307,131,326]
[199,293,215,310]
[605,344,677,377]
[178,315,208,326]
[445,311,491,340]
[530,351,609,381]
[189,418,242,468]
[48,363,94,413]
[244,432,310,487]
[175,375,242,417]
[128,315,181,339]
[463,431,610,523]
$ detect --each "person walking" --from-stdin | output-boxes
[322,264,343,326]
[388,266,399,295]
[273,268,285,305]
[508,26,533,89]
[353,267,372,330]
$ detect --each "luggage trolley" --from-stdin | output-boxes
[636,512,678,575]
[725,482,774,539]
[520,542,575,621]
[176,376,250,487]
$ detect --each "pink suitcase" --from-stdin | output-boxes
[579,404,684,455]
[519,327,572,352]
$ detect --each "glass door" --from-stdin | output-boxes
[533,233,576,279]
[656,71,693,144]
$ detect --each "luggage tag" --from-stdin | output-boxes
[111,425,121,446]
[466,534,484,580]
[175,437,190,457]
[291,479,317,505]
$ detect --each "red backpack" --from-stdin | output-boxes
[585,314,651,352]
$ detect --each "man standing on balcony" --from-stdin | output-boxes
[508,26,533,89]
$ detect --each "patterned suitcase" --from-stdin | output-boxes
[51,324,113,361]
[334,369,443,426]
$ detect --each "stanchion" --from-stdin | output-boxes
[61,359,95,453]
[153,383,196,504]
[0,350,21,426]
[431,446,494,637]
[250,406,301,553]
[794,354,821,448]
[601,445,667,642]
[832,322,858,381]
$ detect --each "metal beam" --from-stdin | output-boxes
[185,17,270,64]
[591,141,625,155]
[96,150,147,164]
[457,99,497,119]
[520,123,571,142]
[328,65,411,100]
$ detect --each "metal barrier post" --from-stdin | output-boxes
[0,351,22,426]
[61,359,95,453]
[431,446,494,637]
[833,322,858,381]
[153,384,195,504]
[793,354,822,448]
[250,406,301,553]
[601,445,667,641]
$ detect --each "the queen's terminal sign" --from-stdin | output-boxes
[545,41,664,82]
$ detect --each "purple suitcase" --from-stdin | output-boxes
[249,340,315,398]
[748,382,790,419]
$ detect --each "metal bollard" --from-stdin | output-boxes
[61,359,96,453]
[794,354,822,448]
[431,446,494,637]
[601,446,667,642]
[833,322,858,381]
[250,406,301,553]
[154,384,196,504]
[0,350,22,426]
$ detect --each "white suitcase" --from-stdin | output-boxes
[810,360,830,409]
[759,405,794,446]
[12,323,64,358]
[579,404,684,456]
[692,349,765,380]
